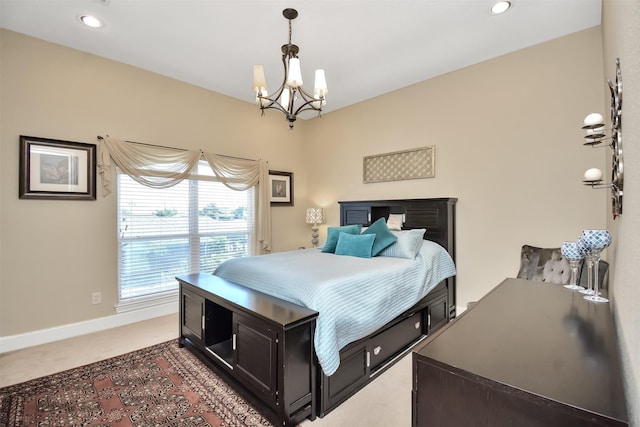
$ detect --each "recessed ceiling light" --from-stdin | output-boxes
[490,1,512,15]
[79,15,103,28]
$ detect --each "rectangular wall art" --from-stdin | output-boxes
[269,170,294,206]
[363,145,435,183]
[19,135,97,200]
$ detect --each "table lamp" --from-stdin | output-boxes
[306,208,325,248]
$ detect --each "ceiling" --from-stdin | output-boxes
[1,0,602,117]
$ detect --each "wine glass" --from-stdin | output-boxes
[561,242,584,290]
[580,229,612,303]
[576,236,595,295]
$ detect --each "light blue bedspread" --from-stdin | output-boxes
[213,240,456,376]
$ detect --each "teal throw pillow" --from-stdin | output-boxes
[322,224,362,253]
[362,217,398,256]
[335,232,376,258]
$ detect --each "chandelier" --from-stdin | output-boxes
[252,8,328,129]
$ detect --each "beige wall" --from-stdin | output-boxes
[306,27,607,308]
[0,29,314,336]
[0,26,608,331]
[602,1,640,424]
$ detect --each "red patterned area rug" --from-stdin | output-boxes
[0,339,274,426]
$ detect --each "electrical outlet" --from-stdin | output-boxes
[92,292,102,305]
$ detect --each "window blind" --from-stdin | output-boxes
[117,164,254,301]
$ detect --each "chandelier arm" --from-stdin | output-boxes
[292,87,323,116]
[273,48,290,102]
[296,85,321,102]
[293,100,322,116]
[256,51,291,112]
[259,98,287,114]
[257,82,325,119]
[295,105,323,117]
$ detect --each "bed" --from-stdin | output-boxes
[177,198,457,425]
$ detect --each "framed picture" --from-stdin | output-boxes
[19,135,97,200]
[269,170,293,206]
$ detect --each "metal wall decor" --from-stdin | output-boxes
[581,58,624,219]
[363,146,435,183]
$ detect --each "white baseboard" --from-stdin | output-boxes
[0,302,470,353]
[0,300,178,354]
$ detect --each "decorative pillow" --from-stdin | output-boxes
[362,218,398,256]
[335,232,376,258]
[322,224,362,253]
[378,228,426,259]
[386,214,404,231]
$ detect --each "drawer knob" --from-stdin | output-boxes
[415,321,421,329]
[373,346,382,356]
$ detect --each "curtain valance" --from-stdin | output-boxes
[97,136,271,252]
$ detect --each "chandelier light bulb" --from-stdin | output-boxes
[280,88,290,109]
[311,92,326,109]
[255,89,269,107]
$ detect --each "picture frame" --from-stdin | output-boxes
[269,170,293,206]
[19,135,97,200]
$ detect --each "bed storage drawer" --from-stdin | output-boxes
[370,312,423,370]
[319,309,429,416]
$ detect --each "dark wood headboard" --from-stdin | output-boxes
[339,198,457,316]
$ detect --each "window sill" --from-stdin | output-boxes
[116,290,178,314]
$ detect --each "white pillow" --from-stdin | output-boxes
[378,228,426,259]
[386,214,404,231]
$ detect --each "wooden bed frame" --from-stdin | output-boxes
[177,197,457,426]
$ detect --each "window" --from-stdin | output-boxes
[117,161,255,307]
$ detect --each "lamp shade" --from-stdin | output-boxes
[287,58,303,87]
[253,65,267,91]
[306,208,325,224]
[314,69,328,96]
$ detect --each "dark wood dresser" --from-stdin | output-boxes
[412,278,628,426]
